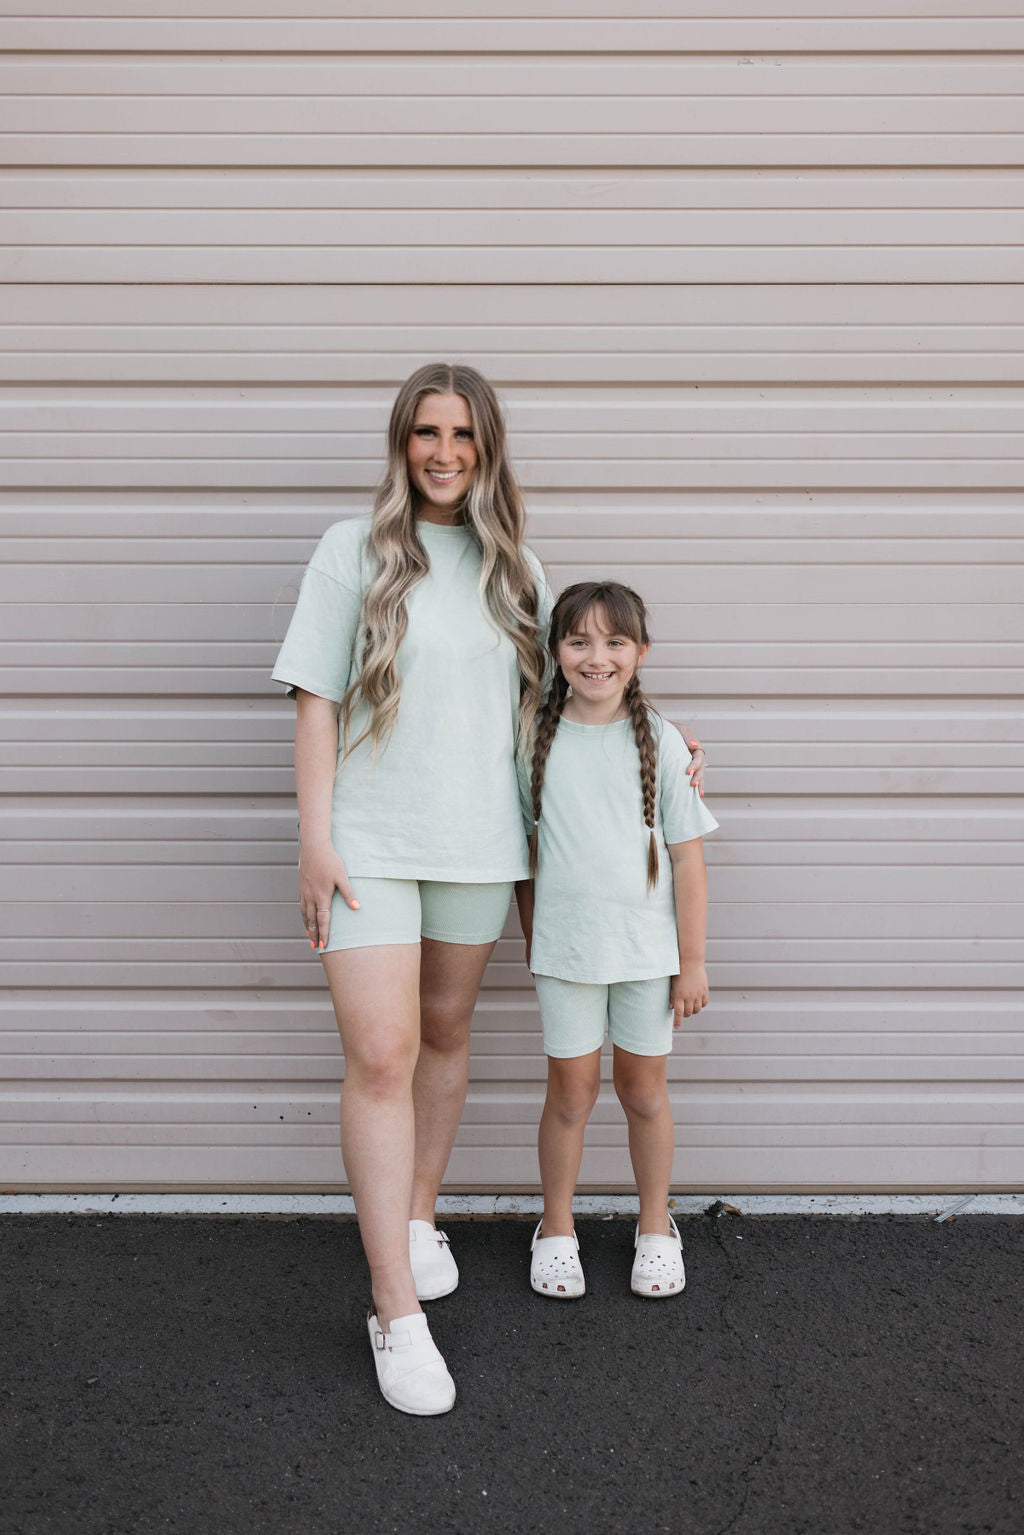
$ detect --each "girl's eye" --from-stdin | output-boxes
[414,427,437,438]
[455,429,474,441]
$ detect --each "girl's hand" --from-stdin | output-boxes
[670,962,709,1027]
[299,843,359,952]
[686,740,706,797]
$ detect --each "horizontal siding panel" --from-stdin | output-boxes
[3,901,1018,943]
[4,494,1021,536]
[3,795,1022,842]
[6,531,1024,569]
[8,248,1021,285]
[8,353,1021,389]
[5,651,1024,700]
[5,989,1022,1030]
[3,559,1021,607]
[4,16,1024,50]
[6,96,1023,138]
[10,207,1022,245]
[7,283,1023,324]
[6,135,1022,171]
[8,1039,1023,1082]
[8,467,1018,493]
[5,2,1023,18]
[10,837,1024,870]
[2,1142,1017,1193]
[2,704,1023,753]
[4,59,1024,101]
[4,864,1021,906]
[2,953,1022,993]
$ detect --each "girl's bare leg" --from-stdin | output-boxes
[612,1047,675,1235]
[409,937,496,1225]
[321,944,423,1331]
[537,1051,602,1236]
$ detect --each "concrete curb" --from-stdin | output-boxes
[3,1191,1023,1218]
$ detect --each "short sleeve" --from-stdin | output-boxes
[271,521,367,702]
[528,548,554,638]
[658,720,719,843]
[524,546,556,697]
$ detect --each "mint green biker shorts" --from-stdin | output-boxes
[322,877,514,953]
[534,973,674,1059]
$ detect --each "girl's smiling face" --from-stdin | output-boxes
[556,604,649,721]
[406,392,478,522]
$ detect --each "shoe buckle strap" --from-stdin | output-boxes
[373,1322,413,1352]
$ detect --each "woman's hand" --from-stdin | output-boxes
[299,842,359,952]
[670,961,709,1027]
[685,740,706,797]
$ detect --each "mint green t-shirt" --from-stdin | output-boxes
[519,714,718,984]
[273,516,550,881]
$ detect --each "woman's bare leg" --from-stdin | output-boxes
[537,1051,602,1236]
[409,937,496,1225]
[321,943,423,1330]
[612,1047,674,1235]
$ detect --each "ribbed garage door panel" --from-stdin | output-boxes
[1,2,1021,1190]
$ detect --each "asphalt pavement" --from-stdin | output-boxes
[2,1212,1021,1535]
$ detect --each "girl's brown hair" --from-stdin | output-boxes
[528,582,661,889]
[341,362,547,757]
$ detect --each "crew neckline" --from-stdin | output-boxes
[556,715,632,735]
[416,517,471,536]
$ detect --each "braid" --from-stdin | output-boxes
[527,675,570,877]
[625,674,660,889]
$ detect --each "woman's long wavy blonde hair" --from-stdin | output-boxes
[341,363,546,755]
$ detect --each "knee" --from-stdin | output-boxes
[547,1073,601,1126]
[614,1070,668,1122]
[419,997,471,1056]
[345,1040,418,1102]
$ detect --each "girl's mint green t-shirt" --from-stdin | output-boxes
[519,714,718,984]
[273,516,550,882]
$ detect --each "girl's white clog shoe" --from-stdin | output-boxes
[631,1214,686,1297]
[408,1219,459,1301]
[530,1220,586,1299]
[367,1310,456,1416]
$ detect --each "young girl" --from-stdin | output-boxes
[516,582,717,1300]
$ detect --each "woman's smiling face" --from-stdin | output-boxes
[406,392,479,522]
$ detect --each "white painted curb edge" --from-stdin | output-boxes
[1,1193,1022,1219]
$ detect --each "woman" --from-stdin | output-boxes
[273,364,704,1415]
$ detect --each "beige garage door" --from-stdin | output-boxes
[1,2,1022,1191]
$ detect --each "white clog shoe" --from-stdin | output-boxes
[631,1214,685,1297]
[367,1310,456,1416]
[530,1220,586,1299]
[408,1219,459,1301]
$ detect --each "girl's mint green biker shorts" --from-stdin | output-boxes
[533,973,674,1058]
